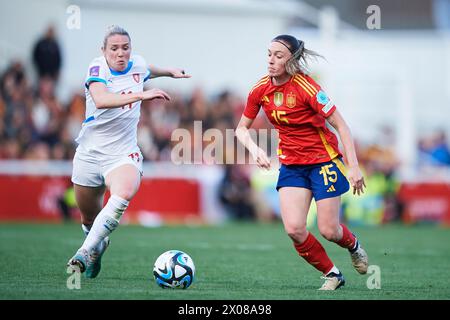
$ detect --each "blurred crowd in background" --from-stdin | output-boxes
[1,27,450,226]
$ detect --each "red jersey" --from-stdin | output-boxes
[244,74,341,165]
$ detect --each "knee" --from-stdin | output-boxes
[319,225,340,242]
[285,225,308,243]
[114,191,134,202]
[112,185,137,202]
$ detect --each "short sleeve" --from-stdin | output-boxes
[243,89,261,119]
[85,58,108,89]
[144,68,151,82]
[299,75,336,118]
[131,54,151,82]
[309,89,336,118]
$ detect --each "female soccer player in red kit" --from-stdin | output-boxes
[236,35,368,290]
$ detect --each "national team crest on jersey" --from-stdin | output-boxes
[133,73,140,83]
[286,93,296,108]
[274,92,283,107]
[89,66,100,77]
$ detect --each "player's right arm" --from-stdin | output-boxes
[235,115,271,169]
[88,82,170,109]
[235,82,271,169]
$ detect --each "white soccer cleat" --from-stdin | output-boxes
[318,272,345,291]
[350,242,369,274]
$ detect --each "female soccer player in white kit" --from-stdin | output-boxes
[67,25,190,278]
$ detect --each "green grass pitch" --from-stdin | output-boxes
[0,222,449,300]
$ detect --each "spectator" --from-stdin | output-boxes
[418,131,450,167]
[32,25,62,82]
[430,130,450,166]
[31,75,63,145]
[218,165,256,220]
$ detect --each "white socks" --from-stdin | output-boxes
[82,223,106,252]
[327,265,341,276]
[82,224,91,236]
[80,194,129,252]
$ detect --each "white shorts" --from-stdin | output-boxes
[72,149,144,187]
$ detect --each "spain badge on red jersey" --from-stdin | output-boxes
[286,92,296,108]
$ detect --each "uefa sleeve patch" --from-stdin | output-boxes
[321,100,334,114]
[89,66,100,77]
[316,90,330,105]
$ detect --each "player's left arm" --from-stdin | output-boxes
[327,109,366,195]
[148,65,191,79]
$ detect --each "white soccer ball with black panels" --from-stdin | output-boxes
[153,250,195,289]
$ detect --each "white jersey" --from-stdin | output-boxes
[75,54,151,156]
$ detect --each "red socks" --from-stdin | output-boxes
[293,225,357,274]
[293,232,334,275]
[335,224,356,249]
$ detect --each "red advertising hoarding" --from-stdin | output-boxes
[0,175,201,224]
[398,182,450,225]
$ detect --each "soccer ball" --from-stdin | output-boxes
[153,250,195,289]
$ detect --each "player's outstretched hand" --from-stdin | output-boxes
[348,166,366,196]
[169,68,191,79]
[142,88,171,101]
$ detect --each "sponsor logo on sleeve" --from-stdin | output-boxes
[316,90,333,114]
[322,100,334,114]
[89,66,100,77]
[316,90,330,105]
